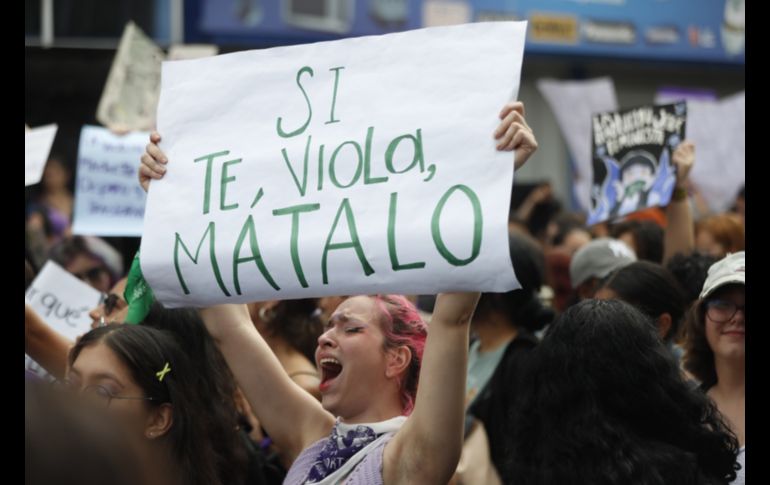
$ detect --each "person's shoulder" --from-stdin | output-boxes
[494,334,538,379]
[506,332,539,354]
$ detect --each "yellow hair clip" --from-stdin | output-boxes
[156,362,171,382]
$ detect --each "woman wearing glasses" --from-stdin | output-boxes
[684,251,745,484]
[66,323,244,485]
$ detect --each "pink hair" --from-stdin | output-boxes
[371,295,428,415]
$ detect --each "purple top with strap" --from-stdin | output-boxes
[283,432,396,485]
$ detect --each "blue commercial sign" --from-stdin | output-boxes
[473,0,744,64]
[188,0,744,64]
[193,0,422,45]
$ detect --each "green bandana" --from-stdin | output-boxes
[123,252,155,324]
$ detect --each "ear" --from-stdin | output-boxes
[262,300,280,312]
[145,403,174,440]
[384,346,412,380]
[657,313,673,341]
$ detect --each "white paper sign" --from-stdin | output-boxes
[25,124,58,186]
[141,22,527,307]
[97,21,165,131]
[71,125,149,237]
[656,91,745,213]
[167,44,219,61]
[537,78,618,212]
[25,261,103,379]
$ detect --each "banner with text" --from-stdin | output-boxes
[141,22,527,307]
[72,125,149,237]
[25,261,103,379]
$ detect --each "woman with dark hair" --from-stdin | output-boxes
[596,260,688,346]
[684,251,745,484]
[457,232,555,482]
[505,299,740,485]
[139,303,256,484]
[66,324,234,485]
[247,299,324,400]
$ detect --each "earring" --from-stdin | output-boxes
[258,306,273,322]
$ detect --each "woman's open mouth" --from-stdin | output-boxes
[319,357,343,392]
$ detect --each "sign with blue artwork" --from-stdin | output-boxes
[588,102,686,225]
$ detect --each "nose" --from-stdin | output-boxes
[89,304,104,329]
[318,328,337,349]
[731,306,746,324]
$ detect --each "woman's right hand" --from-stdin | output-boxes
[139,132,168,192]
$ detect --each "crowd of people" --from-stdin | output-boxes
[26,97,745,485]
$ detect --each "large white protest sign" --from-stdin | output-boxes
[25,261,103,379]
[25,124,58,186]
[537,78,618,212]
[71,126,149,237]
[97,22,164,131]
[656,91,745,213]
[141,22,527,307]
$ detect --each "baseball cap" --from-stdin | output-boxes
[569,238,637,288]
[699,251,745,299]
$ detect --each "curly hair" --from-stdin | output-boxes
[504,299,740,485]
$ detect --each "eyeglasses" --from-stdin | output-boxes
[53,381,158,407]
[82,384,157,407]
[705,299,745,323]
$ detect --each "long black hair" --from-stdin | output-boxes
[69,324,223,485]
[140,303,249,485]
[504,299,740,485]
